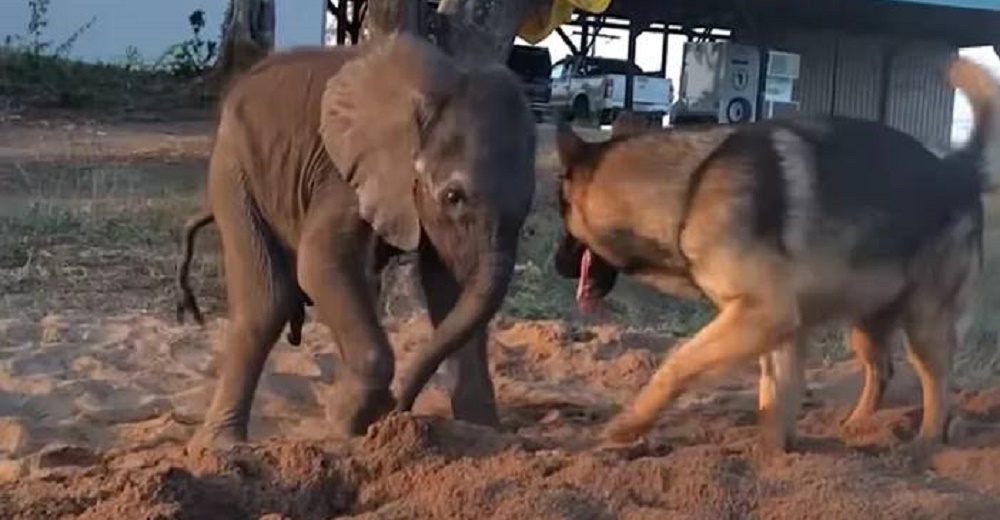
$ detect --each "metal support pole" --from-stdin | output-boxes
[659,25,669,76]
[581,16,607,56]
[625,20,638,110]
[755,41,768,121]
[556,27,580,56]
[333,0,348,44]
[877,43,897,124]
[349,0,363,43]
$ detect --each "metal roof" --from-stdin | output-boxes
[891,0,1000,10]
[602,0,1000,46]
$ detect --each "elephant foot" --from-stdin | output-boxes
[185,425,245,456]
[325,380,396,439]
[452,401,500,428]
[451,388,499,427]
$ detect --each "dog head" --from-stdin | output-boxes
[552,120,621,312]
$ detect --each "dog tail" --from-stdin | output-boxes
[176,211,214,326]
[948,56,1000,190]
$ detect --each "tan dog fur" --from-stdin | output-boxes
[555,57,1000,452]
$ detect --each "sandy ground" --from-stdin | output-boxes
[1,117,1000,519]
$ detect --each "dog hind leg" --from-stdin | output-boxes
[901,218,980,445]
[843,311,901,426]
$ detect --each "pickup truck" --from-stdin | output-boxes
[549,56,674,126]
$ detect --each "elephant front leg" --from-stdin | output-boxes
[418,249,499,427]
[298,209,396,438]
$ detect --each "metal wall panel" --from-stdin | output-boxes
[832,35,887,121]
[884,41,957,152]
[772,30,836,115]
[769,30,957,149]
[773,31,888,120]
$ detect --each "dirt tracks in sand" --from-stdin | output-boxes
[2,318,1000,519]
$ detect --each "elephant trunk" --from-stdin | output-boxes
[394,249,514,411]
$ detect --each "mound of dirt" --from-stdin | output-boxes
[3,312,1000,519]
[3,387,1000,520]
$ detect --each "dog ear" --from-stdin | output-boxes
[556,118,590,172]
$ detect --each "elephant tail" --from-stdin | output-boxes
[176,210,214,326]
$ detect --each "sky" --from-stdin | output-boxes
[3,1,993,146]
[514,28,1000,146]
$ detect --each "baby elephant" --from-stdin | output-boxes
[182,33,536,451]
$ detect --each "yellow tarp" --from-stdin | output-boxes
[518,0,613,44]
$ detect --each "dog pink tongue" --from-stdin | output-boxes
[576,249,595,314]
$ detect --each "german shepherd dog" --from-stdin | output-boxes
[553,57,1000,452]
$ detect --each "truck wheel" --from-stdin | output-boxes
[571,96,591,125]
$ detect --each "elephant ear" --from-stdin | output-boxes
[320,34,461,251]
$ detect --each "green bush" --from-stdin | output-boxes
[1,1,219,113]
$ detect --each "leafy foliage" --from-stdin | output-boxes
[156,10,219,78]
[1,3,220,113]
[2,0,96,60]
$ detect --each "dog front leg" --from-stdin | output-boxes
[758,338,807,452]
[603,298,798,446]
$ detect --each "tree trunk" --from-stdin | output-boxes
[434,0,534,65]
[214,0,275,84]
[364,0,534,65]
[362,0,426,41]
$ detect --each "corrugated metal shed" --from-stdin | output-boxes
[888,0,1000,10]
[774,30,957,150]
[780,31,836,115]
[831,35,887,122]
[884,41,957,151]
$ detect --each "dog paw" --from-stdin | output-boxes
[602,412,652,445]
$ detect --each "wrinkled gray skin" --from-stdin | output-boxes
[185,34,536,450]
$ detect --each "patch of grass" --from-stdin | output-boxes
[0,160,218,317]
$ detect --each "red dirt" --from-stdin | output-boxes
[3,117,1000,519]
[2,319,1000,519]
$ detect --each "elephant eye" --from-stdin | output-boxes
[443,187,465,206]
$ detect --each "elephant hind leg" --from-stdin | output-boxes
[190,181,297,451]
